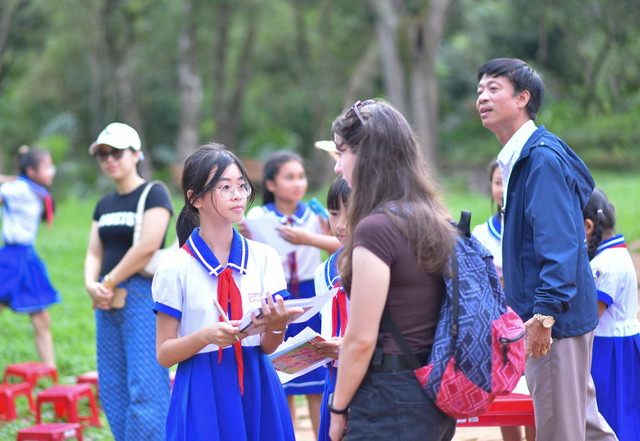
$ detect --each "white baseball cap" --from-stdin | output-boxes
[89,122,142,155]
[314,140,338,160]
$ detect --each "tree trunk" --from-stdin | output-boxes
[175,0,203,170]
[101,0,151,177]
[371,0,407,115]
[408,0,450,172]
[213,0,230,141]
[213,8,256,150]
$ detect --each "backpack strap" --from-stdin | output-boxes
[457,210,472,237]
[449,210,471,366]
[450,249,460,358]
[378,309,423,370]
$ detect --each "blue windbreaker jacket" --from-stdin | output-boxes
[502,126,598,339]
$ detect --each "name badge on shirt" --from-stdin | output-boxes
[248,292,263,303]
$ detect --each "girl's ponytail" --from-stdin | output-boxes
[177,204,199,247]
[583,188,616,260]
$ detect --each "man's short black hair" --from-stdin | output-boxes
[478,58,544,120]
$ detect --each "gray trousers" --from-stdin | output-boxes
[525,330,617,441]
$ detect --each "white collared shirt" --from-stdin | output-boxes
[497,120,537,210]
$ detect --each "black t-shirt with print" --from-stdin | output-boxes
[92,182,173,275]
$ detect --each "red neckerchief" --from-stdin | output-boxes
[182,243,245,394]
[331,280,347,338]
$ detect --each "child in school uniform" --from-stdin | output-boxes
[583,188,640,441]
[0,147,60,367]
[152,144,299,441]
[313,176,351,441]
[241,151,340,435]
[471,161,503,280]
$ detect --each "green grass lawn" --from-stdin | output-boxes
[1,170,638,439]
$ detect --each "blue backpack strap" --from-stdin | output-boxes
[449,211,471,363]
[457,210,472,237]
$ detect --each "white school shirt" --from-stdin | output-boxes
[472,213,503,280]
[497,120,536,211]
[152,230,288,352]
[590,235,640,338]
[246,202,323,282]
[0,178,44,245]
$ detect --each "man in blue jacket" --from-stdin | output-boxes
[476,58,616,441]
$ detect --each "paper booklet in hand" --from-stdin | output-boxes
[269,326,332,381]
[238,289,336,336]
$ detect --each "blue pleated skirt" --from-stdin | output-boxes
[0,245,60,313]
[591,333,640,441]
[167,346,295,441]
[283,279,326,395]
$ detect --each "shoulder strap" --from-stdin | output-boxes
[133,180,176,245]
[380,309,422,370]
[133,183,154,245]
[457,210,472,237]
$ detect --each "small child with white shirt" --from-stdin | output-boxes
[583,188,640,441]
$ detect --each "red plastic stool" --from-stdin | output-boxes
[17,422,83,441]
[3,362,58,388]
[36,384,101,427]
[75,371,98,399]
[0,382,34,420]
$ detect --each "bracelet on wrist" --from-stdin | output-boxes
[268,328,286,335]
[103,273,115,289]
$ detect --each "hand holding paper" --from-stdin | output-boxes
[252,293,303,334]
[238,289,336,336]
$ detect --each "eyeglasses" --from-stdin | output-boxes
[346,99,375,125]
[95,149,126,162]
[214,182,252,200]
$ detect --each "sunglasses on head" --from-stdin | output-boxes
[94,149,127,162]
[346,99,375,125]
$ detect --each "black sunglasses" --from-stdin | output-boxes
[346,99,375,125]
[95,149,127,162]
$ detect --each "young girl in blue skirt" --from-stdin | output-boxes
[314,176,351,441]
[241,151,340,436]
[153,144,298,441]
[0,147,60,367]
[583,188,640,441]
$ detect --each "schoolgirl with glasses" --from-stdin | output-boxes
[153,144,299,441]
[0,146,60,368]
[84,122,172,441]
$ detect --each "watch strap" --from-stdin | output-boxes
[327,393,349,415]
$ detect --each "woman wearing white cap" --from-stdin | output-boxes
[83,122,172,441]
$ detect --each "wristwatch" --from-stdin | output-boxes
[534,313,555,328]
[327,393,349,415]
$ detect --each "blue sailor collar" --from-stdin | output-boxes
[184,227,249,277]
[323,247,344,289]
[488,212,502,241]
[595,234,626,257]
[18,175,50,199]
[264,201,311,224]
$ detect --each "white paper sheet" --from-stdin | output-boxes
[243,213,296,255]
